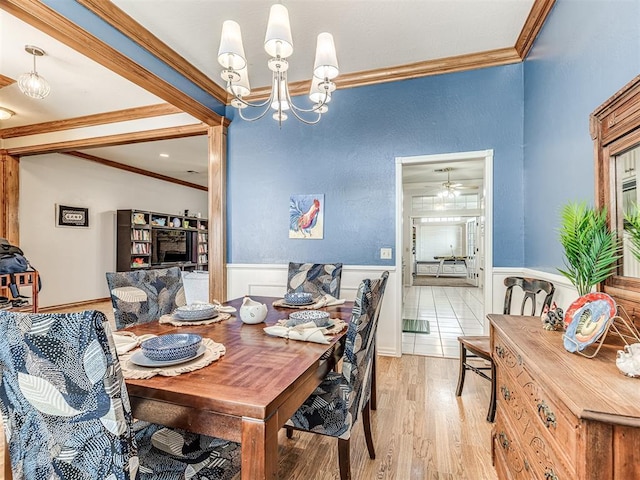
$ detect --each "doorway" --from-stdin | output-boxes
[394,150,493,357]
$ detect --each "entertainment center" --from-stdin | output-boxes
[116,209,208,271]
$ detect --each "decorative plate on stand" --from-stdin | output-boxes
[563,293,616,353]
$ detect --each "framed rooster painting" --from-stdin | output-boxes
[289,194,324,239]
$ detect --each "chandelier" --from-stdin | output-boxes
[217,4,339,125]
[18,45,51,100]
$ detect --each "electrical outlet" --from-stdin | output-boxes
[380,248,392,260]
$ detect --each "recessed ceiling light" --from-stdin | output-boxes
[159,153,170,158]
[0,107,15,120]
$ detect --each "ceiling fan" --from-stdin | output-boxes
[434,167,477,197]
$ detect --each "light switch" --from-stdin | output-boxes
[380,248,392,259]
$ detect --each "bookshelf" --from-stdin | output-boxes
[197,220,208,268]
[116,210,208,272]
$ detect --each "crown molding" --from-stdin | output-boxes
[515,0,557,59]
[5,123,208,156]
[244,47,522,102]
[64,150,207,191]
[0,103,183,139]
[0,74,15,88]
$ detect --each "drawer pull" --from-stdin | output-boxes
[495,346,505,358]
[500,385,511,401]
[544,468,559,480]
[498,431,510,449]
[537,401,557,428]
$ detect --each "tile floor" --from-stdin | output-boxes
[402,285,485,358]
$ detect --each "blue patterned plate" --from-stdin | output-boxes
[130,344,206,367]
[141,333,202,361]
[287,310,331,326]
[284,292,315,305]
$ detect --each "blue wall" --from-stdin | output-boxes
[523,0,640,271]
[227,65,524,266]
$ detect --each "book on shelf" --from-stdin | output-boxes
[132,242,150,254]
[131,229,150,241]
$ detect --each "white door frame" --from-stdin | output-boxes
[394,150,494,352]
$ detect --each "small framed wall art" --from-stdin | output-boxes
[289,194,324,239]
[56,204,89,228]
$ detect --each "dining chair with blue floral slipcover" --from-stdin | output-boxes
[369,271,389,411]
[285,274,386,480]
[106,266,186,329]
[286,262,343,298]
[0,309,241,480]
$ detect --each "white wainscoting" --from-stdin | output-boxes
[227,264,575,357]
[227,264,400,357]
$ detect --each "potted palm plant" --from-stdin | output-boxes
[558,202,621,296]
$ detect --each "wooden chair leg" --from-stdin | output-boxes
[338,438,351,480]
[371,345,377,410]
[286,426,294,439]
[455,342,467,396]
[487,361,497,422]
[362,400,375,459]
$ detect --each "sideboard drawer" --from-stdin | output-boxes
[494,332,580,465]
[493,415,535,479]
[497,370,575,480]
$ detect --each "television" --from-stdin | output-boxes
[151,228,193,265]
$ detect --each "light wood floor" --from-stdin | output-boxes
[1,301,497,479]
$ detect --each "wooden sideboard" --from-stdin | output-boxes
[489,314,640,480]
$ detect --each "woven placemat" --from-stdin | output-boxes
[120,337,225,379]
[272,298,346,310]
[159,312,231,326]
[275,318,347,335]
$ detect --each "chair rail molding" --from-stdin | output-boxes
[227,263,400,357]
[491,267,578,330]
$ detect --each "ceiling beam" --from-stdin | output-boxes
[76,0,228,105]
[5,123,208,156]
[0,103,184,139]
[0,74,15,88]
[64,150,207,191]
[515,0,557,59]
[0,0,225,126]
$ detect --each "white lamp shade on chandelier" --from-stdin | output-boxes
[218,3,339,125]
[18,45,51,100]
[264,4,293,58]
[218,21,246,71]
[313,33,339,80]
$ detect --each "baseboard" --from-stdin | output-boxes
[39,297,111,312]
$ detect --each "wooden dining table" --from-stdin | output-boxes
[123,295,352,480]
